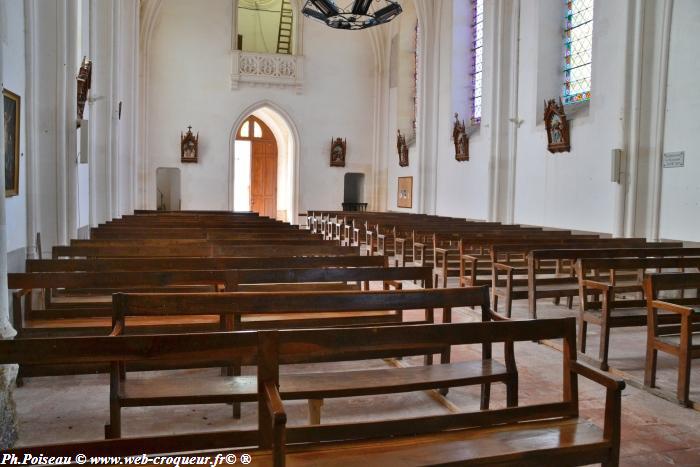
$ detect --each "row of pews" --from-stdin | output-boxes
[308,210,700,406]
[0,211,700,466]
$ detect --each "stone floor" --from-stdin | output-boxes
[11,282,700,466]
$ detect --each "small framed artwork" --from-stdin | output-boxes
[181,125,199,163]
[330,137,346,167]
[397,176,413,209]
[544,98,571,153]
[3,89,21,197]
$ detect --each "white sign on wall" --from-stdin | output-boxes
[663,151,685,168]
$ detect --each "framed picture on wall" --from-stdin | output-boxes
[330,137,346,167]
[397,176,413,209]
[3,89,21,197]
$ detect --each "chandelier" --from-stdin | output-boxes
[302,0,403,30]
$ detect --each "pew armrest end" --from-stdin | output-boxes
[650,299,695,317]
[264,381,287,426]
[570,360,625,391]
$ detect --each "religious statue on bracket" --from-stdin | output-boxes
[181,125,199,163]
[543,98,571,153]
[453,113,469,162]
[76,56,92,127]
[330,137,346,167]
[397,130,409,167]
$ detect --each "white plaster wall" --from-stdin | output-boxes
[144,0,376,215]
[2,0,27,253]
[658,0,700,242]
[30,1,62,250]
[385,88,418,213]
[116,0,138,216]
[433,0,490,221]
[384,4,419,213]
[511,0,626,234]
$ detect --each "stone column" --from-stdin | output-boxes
[0,0,19,448]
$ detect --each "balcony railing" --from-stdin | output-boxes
[231,50,304,93]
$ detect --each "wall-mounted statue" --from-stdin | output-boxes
[453,113,469,162]
[544,98,571,153]
[76,56,92,126]
[181,125,199,163]
[330,137,346,167]
[397,130,409,167]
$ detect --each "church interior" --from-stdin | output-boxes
[1,0,700,465]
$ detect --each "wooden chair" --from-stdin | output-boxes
[527,245,687,319]
[644,272,700,406]
[489,240,667,318]
[577,256,700,371]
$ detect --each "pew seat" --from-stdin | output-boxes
[116,359,509,423]
[241,418,612,467]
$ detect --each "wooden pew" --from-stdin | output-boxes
[133,209,258,215]
[0,317,623,466]
[25,255,388,273]
[2,317,597,465]
[576,256,700,371]
[488,240,668,318]
[365,218,475,258]
[524,245,688,319]
[9,270,235,341]
[70,239,327,248]
[644,272,700,406]
[10,264,417,332]
[0,328,277,458]
[89,230,316,240]
[456,235,603,290]
[376,221,508,266]
[105,287,504,438]
[433,231,599,288]
[9,266,431,378]
[256,317,623,467]
[52,244,357,259]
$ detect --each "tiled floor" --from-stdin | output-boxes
[11,280,700,466]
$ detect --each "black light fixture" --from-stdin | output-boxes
[303,0,402,30]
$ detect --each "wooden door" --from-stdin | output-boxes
[251,138,277,218]
[238,116,277,218]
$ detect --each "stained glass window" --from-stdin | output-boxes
[470,0,484,124]
[563,0,594,104]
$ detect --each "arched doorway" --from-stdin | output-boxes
[235,115,278,218]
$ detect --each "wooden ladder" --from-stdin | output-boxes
[276,0,293,55]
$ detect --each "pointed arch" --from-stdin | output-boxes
[228,100,300,221]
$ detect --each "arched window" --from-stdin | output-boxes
[470,0,484,124]
[562,0,594,104]
[237,115,274,141]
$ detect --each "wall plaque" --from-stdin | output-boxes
[663,151,685,168]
